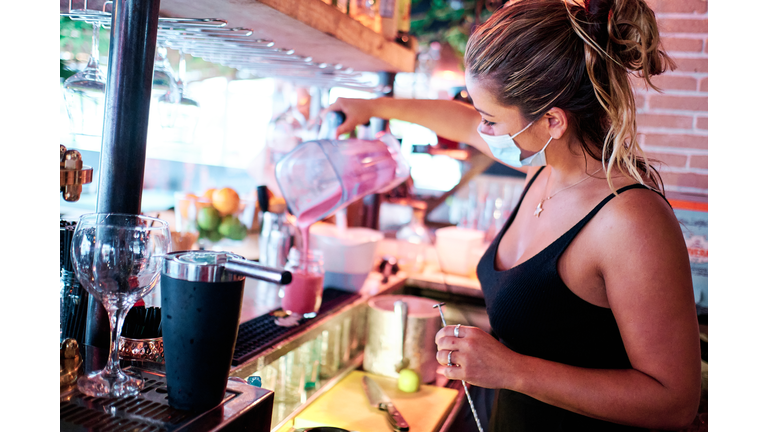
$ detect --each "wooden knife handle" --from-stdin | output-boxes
[383,402,409,431]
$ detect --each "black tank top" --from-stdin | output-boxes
[477,167,662,432]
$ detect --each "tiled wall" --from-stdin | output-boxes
[635,0,708,196]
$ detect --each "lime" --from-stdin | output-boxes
[200,228,223,243]
[218,215,248,240]
[218,215,239,238]
[397,369,420,393]
[229,222,248,240]
[197,206,221,231]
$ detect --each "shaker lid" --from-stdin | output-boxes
[163,251,245,283]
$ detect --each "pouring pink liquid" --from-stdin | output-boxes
[281,200,338,318]
[294,147,397,259]
[276,136,409,317]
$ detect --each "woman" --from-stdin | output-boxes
[328,0,701,430]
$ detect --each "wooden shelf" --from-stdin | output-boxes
[62,0,416,73]
[157,0,416,73]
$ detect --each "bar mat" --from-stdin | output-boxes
[61,369,231,431]
[61,366,272,432]
[232,288,359,366]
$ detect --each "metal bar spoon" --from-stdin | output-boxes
[433,303,484,432]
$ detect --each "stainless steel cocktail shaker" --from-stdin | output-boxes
[161,250,290,411]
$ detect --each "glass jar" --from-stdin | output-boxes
[396,202,434,273]
[281,248,324,318]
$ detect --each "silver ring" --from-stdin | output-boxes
[454,324,461,338]
[447,350,456,367]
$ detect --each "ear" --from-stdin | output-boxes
[544,107,569,140]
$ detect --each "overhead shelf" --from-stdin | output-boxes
[156,0,416,74]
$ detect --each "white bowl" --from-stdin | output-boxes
[310,223,384,291]
[435,227,486,276]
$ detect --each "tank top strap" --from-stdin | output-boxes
[521,167,547,201]
[552,183,665,255]
[491,167,547,246]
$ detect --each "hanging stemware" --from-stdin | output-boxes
[63,20,107,137]
[174,48,201,144]
[149,45,180,130]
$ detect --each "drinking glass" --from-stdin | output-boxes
[63,20,106,136]
[71,213,171,397]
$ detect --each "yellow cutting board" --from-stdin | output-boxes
[289,370,458,432]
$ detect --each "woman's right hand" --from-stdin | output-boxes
[325,97,377,137]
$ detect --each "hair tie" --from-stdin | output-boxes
[583,0,610,45]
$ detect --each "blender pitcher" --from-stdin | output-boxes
[274,133,410,225]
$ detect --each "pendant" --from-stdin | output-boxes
[534,200,544,218]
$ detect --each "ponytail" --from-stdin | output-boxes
[465,0,674,194]
[566,0,675,193]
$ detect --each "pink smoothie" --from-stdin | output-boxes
[285,138,403,316]
[281,270,324,317]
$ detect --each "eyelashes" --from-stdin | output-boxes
[481,118,496,126]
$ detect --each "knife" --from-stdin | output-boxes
[362,376,410,431]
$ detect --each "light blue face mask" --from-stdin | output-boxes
[477,121,554,168]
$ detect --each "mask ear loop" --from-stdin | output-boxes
[540,135,554,153]
[510,119,535,139]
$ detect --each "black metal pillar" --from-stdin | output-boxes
[85,0,160,348]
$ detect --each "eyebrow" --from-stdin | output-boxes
[473,106,494,117]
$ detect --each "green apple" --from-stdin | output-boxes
[397,368,420,393]
[197,206,221,231]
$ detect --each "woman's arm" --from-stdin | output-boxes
[329,97,481,144]
[436,190,701,430]
[327,97,529,173]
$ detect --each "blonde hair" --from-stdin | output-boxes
[465,0,675,193]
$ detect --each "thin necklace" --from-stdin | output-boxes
[534,168,602,218]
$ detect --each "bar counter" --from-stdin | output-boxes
[61,230,499,431]
[222,237,488,431]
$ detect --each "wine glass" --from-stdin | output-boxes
[63,20,106,137]
[174,48,201,144]
[71,213,171,397]
[150,45,181,130]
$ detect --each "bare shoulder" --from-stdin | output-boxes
[594,185,681,243]
[590,185,692,298]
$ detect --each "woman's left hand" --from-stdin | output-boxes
[435,325,519,390]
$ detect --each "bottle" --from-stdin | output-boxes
[380,0,397,41]
[282,248,325,319]
[350,0,381,33]
[397,0,411,34]
[336,0,350,13]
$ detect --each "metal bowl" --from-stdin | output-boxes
[118,336,164,363]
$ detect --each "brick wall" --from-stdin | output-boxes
[634,0,708,197]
